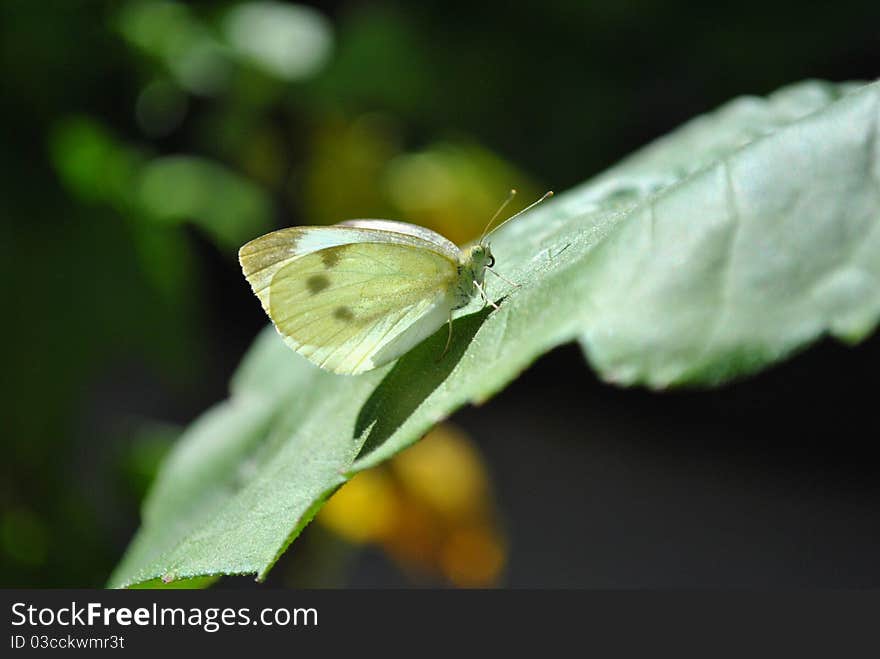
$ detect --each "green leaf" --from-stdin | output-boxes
[110,79,880,588]
[571,79,880,386]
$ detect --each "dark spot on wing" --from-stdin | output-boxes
[333,307,355,321]
[307,274,331,294]
[320,249,341,268]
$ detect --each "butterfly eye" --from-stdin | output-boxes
[487,255,495,268]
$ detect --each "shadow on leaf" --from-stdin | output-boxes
[353,304,496,463]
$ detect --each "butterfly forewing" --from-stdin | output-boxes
[337,219,460,261]
[264,241,458,374]
[239,225,460,310]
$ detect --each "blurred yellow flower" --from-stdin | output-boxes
[317,423,506,588]
[318,469,398,544]
[391,422,489,520]
[440,525,506,589]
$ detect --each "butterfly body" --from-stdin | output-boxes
[452,244,493,310]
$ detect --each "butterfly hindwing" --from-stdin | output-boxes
[264,241,458,374]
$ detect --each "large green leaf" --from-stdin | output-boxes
[110,79,880,588]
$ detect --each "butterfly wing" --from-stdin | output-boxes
[337,219,460,260]
[239,225,460,303]
[256,241,458,374]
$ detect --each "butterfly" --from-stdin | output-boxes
[239,190,553,374]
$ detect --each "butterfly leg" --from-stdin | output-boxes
[474,280,500,311]
[486,267,520,288]
[438,312,453,362]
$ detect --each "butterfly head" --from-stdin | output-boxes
[471,243,495,271]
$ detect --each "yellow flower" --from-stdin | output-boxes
[317,423,506,587]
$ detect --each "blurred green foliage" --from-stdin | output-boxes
[0,0,877,587]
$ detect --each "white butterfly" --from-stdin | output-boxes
[239,190,552,374]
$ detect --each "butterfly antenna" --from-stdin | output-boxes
[483,190,554,241]
[479,189,518,243]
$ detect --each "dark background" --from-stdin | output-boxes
[1,0,879,588]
